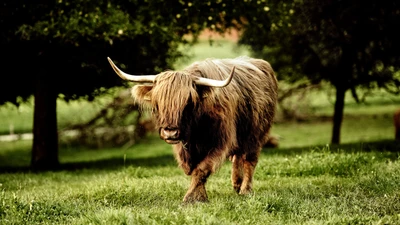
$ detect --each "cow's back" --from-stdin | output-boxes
[230,57,278,150]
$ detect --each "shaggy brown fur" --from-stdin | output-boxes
[394,109,400,141]
[131,56,278,203]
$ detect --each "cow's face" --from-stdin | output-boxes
[107,57,235,144]
[133,72,200,144]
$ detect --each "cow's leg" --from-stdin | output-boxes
[230,154,243,193]
[183,167,210,203]
[183,150,227,203]
[239,149,261,195]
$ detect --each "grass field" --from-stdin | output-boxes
[1,137,399,224]
[1,40,400,224]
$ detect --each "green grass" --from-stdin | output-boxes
[1,137,400,224]
[0,102,34,135]
[272,113,395,149]
[0,91,119,135]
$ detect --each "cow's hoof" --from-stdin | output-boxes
[239,187,253,195]
[233,184,241,193]
[183,192,208,204]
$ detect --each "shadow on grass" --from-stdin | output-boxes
[63,154,176,170]
[0,154,177,174]
[1,139,399,174]
[263,139,400,158]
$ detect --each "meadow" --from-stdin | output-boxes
[1,39,400,224]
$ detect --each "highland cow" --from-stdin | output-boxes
[107,56,278,203]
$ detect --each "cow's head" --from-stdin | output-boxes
[107,57,235,144]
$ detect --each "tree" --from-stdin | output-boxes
[0,0,198,170]
[238,0,400,144]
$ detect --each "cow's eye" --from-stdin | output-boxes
[152,104,159,114]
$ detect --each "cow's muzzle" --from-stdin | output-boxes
[160,127,180,144]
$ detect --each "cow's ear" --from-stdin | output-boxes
[131,85,153,105]
[197,86,211,99]
[198,87,213,99]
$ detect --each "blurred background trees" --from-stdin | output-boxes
[239,0,400,144]
[1,0,399,170]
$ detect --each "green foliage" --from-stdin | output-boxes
[239,0,400,93]
[17,2,129,42]
[2,0,232,105]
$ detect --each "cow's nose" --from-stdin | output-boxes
[161,127,179,139]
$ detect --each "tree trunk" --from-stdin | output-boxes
[31,75,59,170]
[331,85,347,144]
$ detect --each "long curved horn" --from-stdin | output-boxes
[194,66,235,87]
[107,57,157,83]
